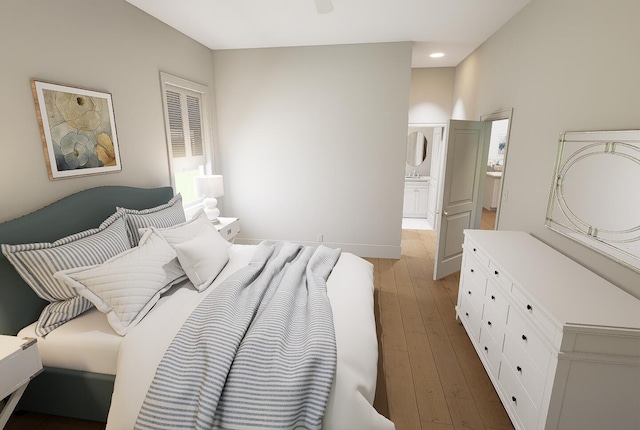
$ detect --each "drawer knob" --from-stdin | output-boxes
[470,269,474,273]
[517,366,522,373]
[465,312,469,317]
[491,295,495,300]
[494,270,499,276]
[522,334,528,341]
[484,346,488,352]
[526,304,533,311]
[473,248,477,252]
[487,321,492,326]
[468,291,472,295]
[512,396,517,403]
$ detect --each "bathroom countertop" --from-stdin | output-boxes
[405,175,430,182]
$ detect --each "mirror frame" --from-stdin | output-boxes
[546,129,640,272]
[406,131,428,167]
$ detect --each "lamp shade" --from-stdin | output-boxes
[194,175,224,198]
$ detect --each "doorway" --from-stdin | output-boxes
[401,123,446,231]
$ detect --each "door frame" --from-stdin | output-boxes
[480,108,514,230]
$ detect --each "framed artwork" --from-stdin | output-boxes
[31,79,121,179]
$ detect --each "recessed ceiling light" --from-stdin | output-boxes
[430,52,445,58]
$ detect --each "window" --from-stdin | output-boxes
[159,72,213,207]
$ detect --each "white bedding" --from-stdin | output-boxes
[22,243,393,429]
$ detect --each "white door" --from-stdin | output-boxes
[434,120,491,280]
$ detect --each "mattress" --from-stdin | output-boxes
[18,307,121,375]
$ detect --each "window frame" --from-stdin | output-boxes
[159,72,215,211]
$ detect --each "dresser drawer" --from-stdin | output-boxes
[485,281,509,325]
[503,332,545,407]
[459,294,482,343]
[465,237,490,269]
[461,281,484,315]
[511,284,556,338]
[482,299,506,348]
[488,260,513,292]
[499,361,539,430]
[506,307,552,375]
[462,254,487,289]
[479,321,502,374]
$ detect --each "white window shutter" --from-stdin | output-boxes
[186,94,204,157]
[166,89,186,158]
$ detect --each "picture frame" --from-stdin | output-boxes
[31,79,121,179]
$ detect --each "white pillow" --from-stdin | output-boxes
[172,227,230,291]
[144,209,231,248]
[55,230,186,336]
[144,210,230,291]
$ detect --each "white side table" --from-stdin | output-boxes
[0,336,43,429]
[215,217,240,242]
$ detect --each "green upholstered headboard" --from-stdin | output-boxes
[0,186,174,335]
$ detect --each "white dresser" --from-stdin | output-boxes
[456,230,640,430]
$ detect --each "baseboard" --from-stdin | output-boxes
[235,238,401,259]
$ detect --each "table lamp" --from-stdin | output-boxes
[194,175,224,223]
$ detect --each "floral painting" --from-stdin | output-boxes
[32,80,121,179]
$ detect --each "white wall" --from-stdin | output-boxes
[212,43,413,258]
[0,0,216,222]
[408,68,455,124]
[452,0,640,297]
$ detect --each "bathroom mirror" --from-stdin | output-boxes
[406,131,428,167]
[546,129,640,272]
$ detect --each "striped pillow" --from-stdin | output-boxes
[118,194,185,246]
[1,211,131,336]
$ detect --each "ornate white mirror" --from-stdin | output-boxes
[546,129,640,272]
[406,131,428,167]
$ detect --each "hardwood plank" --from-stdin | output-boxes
[378,258,397,294]
[383,348,422,430]
[445,396,485,430]
[422,422,455,430]
[406,332,452,426]
[378,289,408,351]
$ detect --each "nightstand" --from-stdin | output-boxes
[0,336,43,428]
[215,217,240,242]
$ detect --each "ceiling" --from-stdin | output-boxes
[126,0,531,68]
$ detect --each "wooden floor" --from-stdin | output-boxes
[8,229,512,430]
[480,208,497,230]
[369,229,512,430]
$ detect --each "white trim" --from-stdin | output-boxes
[159,72,215,191]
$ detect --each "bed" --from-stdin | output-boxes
[0,186,393,429]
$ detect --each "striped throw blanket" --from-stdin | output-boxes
[135,242,341,430]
